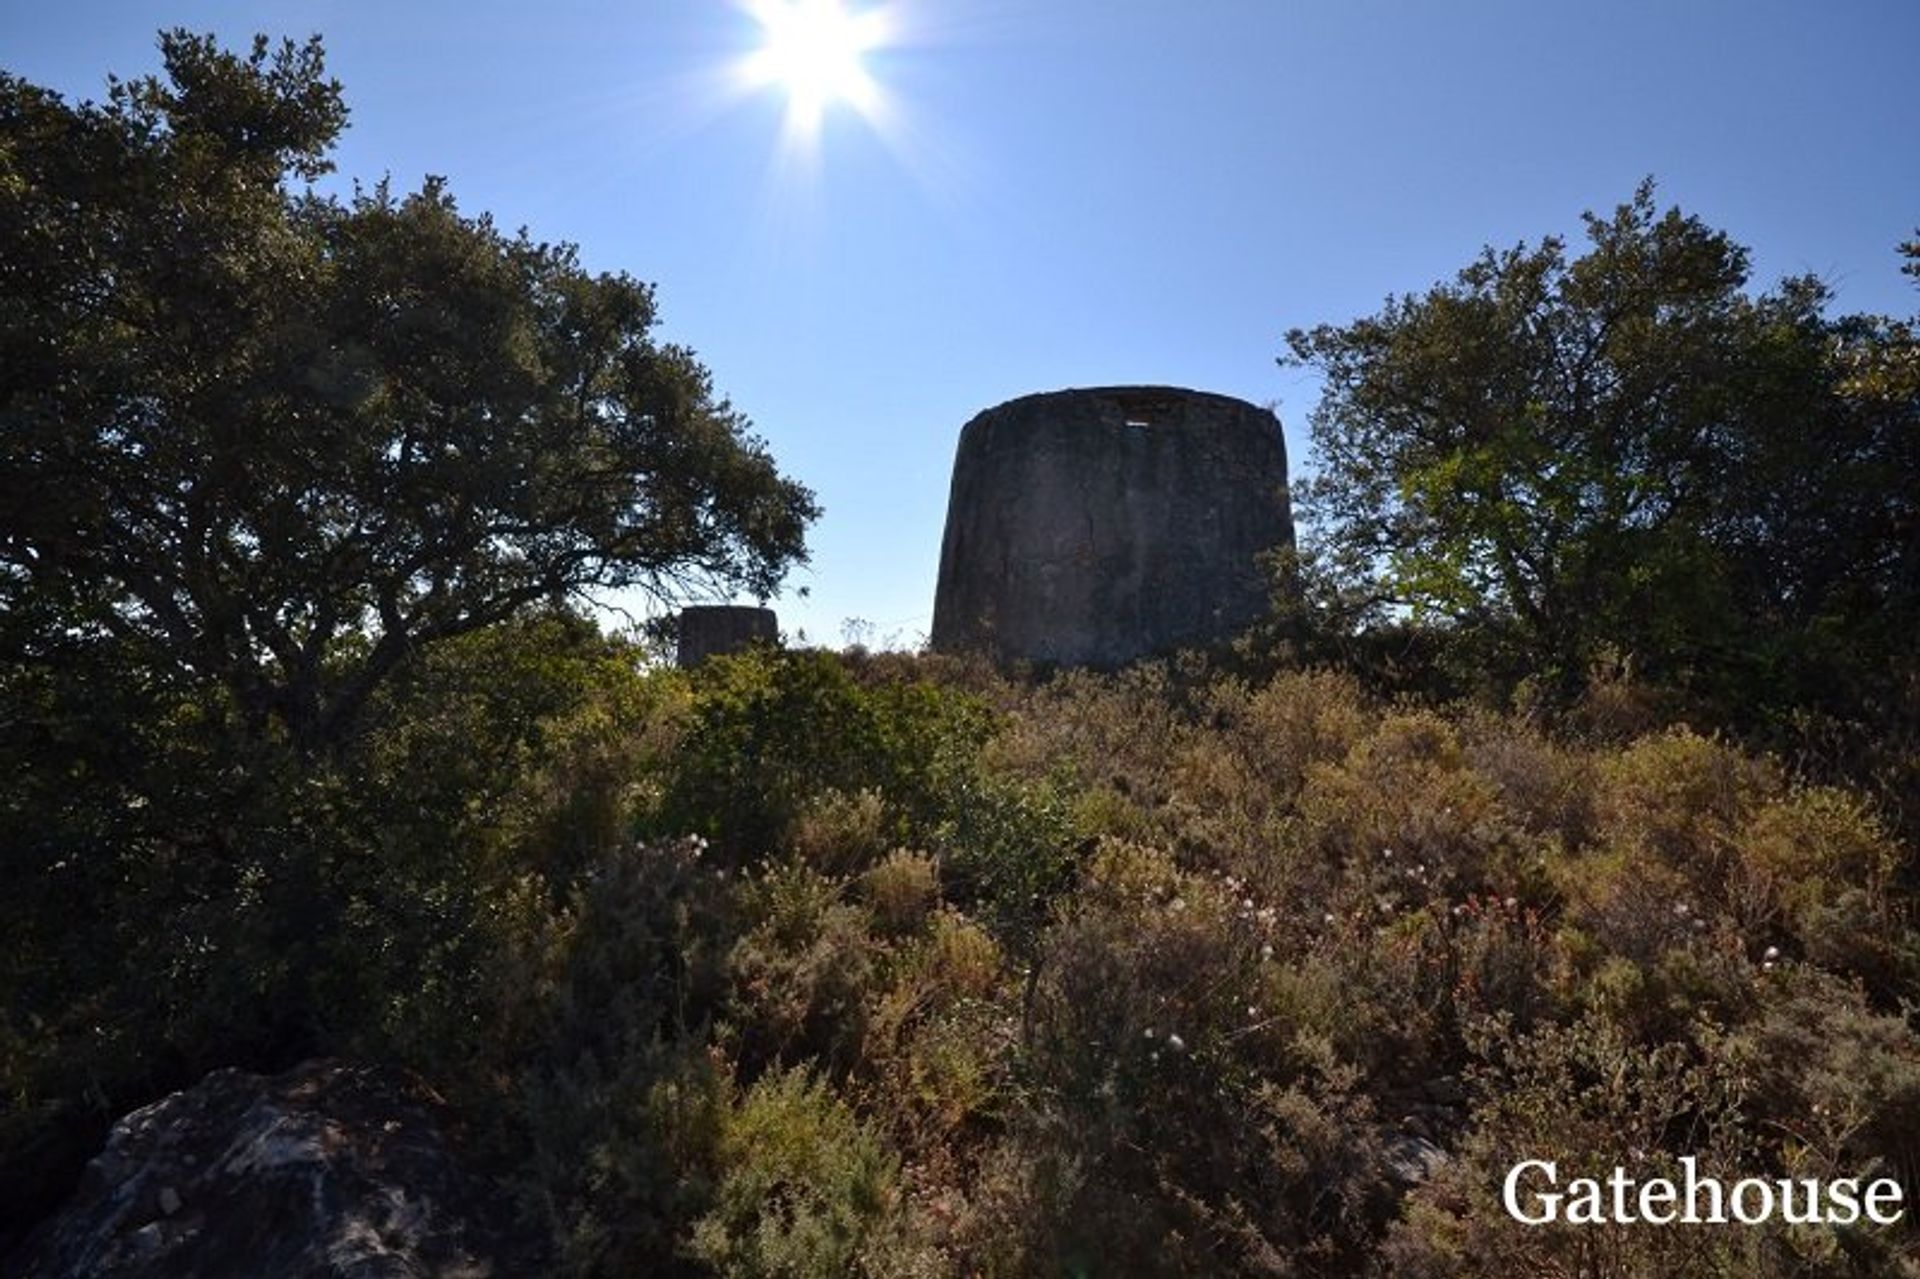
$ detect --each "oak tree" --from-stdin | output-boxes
[1284,183,1918,713]
[1,32,817,756]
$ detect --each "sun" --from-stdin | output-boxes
[743,0,887,134]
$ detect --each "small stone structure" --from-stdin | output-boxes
[931,386,1293,666]
[675,605,778,668]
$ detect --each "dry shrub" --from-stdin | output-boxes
[1554,845,1704,967]
[990,855,1393,1274]
[862,848,942,938]
[1210,667,1372,801]
[858,912,1015,1236]
[728,858,885,1075]
[1169,667,1371,869]
[1569,648,1686,742]
[1458,712,1597,853]
[983,664,1188,834]
[1593,728,1777,887]
[1732,788,1911,997]
[1381,1014,1764,1279]
[791,787,892,878]
[1296,710,1527,907]
[921,910,1002,1001]
[1726,971,1920,1223]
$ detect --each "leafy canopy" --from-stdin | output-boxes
[1285,182,1918,712]
[0,31,818,755]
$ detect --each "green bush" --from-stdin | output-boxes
[727,857,888,1076]
[690,1067,917,1278]
[651,648,992,861]
[930,765,1080,954]
[991,848,1396,1272]
[11,636,1919,1276]
[511,836,734,1276]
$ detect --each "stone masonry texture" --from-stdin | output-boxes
[931,386,1294,666]
[676,605,779,668]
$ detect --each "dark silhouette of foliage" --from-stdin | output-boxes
[1284,182,1919,723]
[1,31,816,759]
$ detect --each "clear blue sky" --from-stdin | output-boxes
[6,1,1917,647]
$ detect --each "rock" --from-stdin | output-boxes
[1384,1135,1451,1189]
[5,1059,531,1278]
[931,386,1294,667]
[676,604,779,667]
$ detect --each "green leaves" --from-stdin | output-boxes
[1,32,817,759]
[1284,182,1919,715]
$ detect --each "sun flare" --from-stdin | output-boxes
[744,0,887,133]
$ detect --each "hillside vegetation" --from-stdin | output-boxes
[11,623,1920,1275]
[4,31,1918,1277]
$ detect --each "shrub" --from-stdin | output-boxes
[995,854,1396,1272]
[511,837,734,1276]
[690,1067,916,1278]
[727,858,887,1076]
[1724,972,1920,1215]
[864,909,1011,1156]
[1592,728,1776,895]
[931,766,1080,954]
[863,849,943,938]
[1732,788,1909,994]
[1296,711,1528,907]
[1167,668,1370,871]
[792,787,894,878]
[652,648,992,861]
[1382,1014,1762,1278]
[1458,713,1597,855]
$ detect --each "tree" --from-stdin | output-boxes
[0,31,817,758]
[1283,182,1919,714]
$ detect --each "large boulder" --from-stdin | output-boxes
[6,1060,530,1278]
[931,386,1294,666]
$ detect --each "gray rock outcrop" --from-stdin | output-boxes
[6,1059,529,1278]
[931,386,1294,666]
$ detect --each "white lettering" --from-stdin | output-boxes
[1639,1177,1677,1225]
[1778,1178,1821,1225]
[1609,1166,1638,1223]
[1681,1156,1725,1223]
[1500,1158,1901,1226]
[1865,1179,1905,1225]
[1829,1178,1861,1225]
[1504,1160,1560,1225]
[1731,1178,1774,1224]
[1565,1178,1605,1225]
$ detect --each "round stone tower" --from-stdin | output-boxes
[930,386,1293,666]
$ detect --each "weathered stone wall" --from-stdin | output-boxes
[930,386,1293,666]
[675,605,778,668]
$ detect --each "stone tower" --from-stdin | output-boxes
[675,605,778,667]
[930,386,1293,666]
